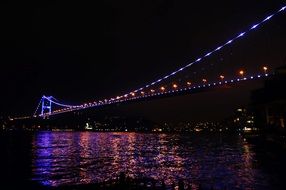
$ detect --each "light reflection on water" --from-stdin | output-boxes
[32,132,269,189]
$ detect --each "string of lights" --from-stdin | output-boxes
[47,72,270,116]
[120,5,285,96]
[33,97,43,117]
[44,96,80,108]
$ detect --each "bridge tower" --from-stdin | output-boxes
[33,95,79,117]
[41,96,52,116]
[33,95,54,117]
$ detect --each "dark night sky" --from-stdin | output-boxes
[0,1,286,122]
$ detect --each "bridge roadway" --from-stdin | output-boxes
[47,73,270,117]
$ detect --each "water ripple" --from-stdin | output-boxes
[32,132,270,189]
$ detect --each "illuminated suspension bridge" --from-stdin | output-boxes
[33,5,286,118]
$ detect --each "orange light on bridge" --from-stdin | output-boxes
[219,75,225,80]
[187,81,192,86]
[130,92,135,96]
[160,86,165,91]
[172,84,178,89]
[239,70,244,77]
[141,91,145,95]
[202,79,207,83]
[263,66,268,74]
[150,89,155,93]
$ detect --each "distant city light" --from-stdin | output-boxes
[173,84,178,88]
[243,127,252,131]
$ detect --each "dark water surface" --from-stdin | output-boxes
[1,132,286,189]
